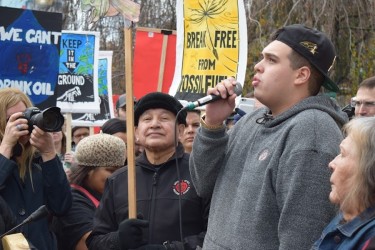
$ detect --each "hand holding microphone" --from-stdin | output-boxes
[182,80,243,110]
[184,78,242,128]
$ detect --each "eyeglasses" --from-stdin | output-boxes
[351,98,375,108]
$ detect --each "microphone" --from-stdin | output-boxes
[342,104,355,120]
[182,82,243,110]
[0,205,49,239]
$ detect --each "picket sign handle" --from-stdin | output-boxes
[124,24,137,219]
[65,113,72,153]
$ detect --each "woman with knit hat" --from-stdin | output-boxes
[87,92,209,250]
[53,133,126,250]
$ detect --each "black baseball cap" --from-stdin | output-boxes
[273,24,339,92]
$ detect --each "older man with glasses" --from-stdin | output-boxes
[352,76,375,117]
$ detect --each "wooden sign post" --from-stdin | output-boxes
[124,24,137,219]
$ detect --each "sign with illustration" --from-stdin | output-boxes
[72,51,114,127]
[0,6,62,109]
[56,30,100,113]
[169,0,248,101]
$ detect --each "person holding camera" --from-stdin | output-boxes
[0,88,72,250]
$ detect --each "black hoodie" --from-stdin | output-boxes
[87,143,210,249]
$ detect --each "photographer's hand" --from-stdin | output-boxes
[29,126,56,162]
[0,112,29,159]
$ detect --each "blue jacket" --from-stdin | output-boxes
[312,207,375,250]
[0,154,72,250]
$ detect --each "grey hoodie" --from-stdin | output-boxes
[189,95,349,250]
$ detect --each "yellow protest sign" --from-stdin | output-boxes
[170,0,247,101]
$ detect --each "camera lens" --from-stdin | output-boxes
[43,110,63,131]
[29,113,44,129]
[29,107,64,132]
[41,107,64,132]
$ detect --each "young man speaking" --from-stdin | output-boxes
[190,24,348,249]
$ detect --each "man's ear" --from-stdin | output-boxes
[134,126,139,140]
[295,66,311,86]
[177,123,185,138]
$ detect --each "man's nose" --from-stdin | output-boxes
[357,104,367,115]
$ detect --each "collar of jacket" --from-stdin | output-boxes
[136,143,186,171]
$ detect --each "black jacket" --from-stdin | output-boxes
[0,195,16,248]
[87,144,210,249]
[53,186,101,250]
[0,154,72,250]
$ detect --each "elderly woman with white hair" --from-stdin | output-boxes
[312,117,375,249]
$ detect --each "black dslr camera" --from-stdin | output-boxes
[23,107,64,133]
[342,104,355,120]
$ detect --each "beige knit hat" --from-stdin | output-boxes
[75,133,126,167]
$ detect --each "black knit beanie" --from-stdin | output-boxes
[134,92,187,126]
[101,118,126,135]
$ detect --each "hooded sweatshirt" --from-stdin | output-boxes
[189,95,349,250]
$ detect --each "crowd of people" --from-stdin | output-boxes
[0,23,374,250]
